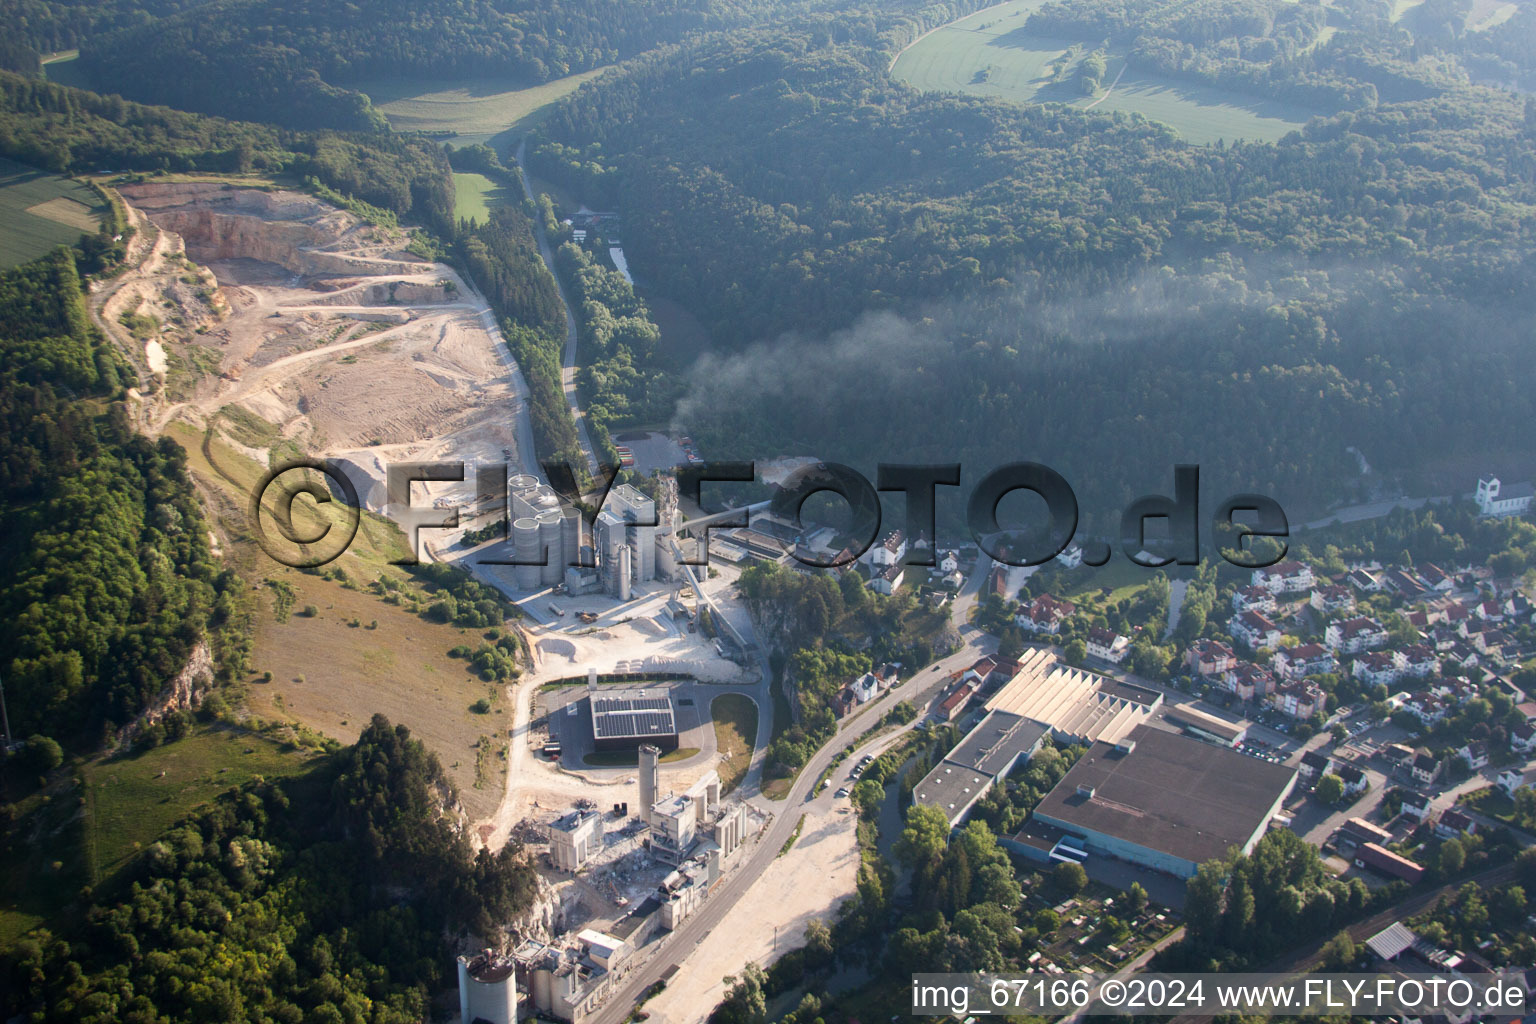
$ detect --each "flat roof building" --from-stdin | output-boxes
[1164,705,1247,747]
[590,683,678,751]
[913,710,1049,826]
[1033,726,1297,878]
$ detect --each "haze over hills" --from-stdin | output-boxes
[4,0,1536,1020]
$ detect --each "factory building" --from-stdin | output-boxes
[1032,726,1297,878]
[913,710,1050,826]
[590,684,678,752]
[547,808,603,872]
[636,742,742,866]
[504,929,631,1024]
[985,647,1161,746]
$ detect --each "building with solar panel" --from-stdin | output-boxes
[589,682,679,752]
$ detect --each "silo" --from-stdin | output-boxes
[508,473,538,495]
[513,517,541,590]
[537,509,563,585]
[561,505,582,569]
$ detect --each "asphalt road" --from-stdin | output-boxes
[589,628,995,1024]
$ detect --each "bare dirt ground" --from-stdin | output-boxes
[106,182,537,511]
[643,801,860,1024]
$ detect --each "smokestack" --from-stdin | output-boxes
[639,744,660,824]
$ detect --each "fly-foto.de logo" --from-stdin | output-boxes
[249,460,1288,571]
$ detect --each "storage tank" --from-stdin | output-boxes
[537,509,564,585]
[561,505,583,569]
[513,517,541,591]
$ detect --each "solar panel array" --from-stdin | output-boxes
[591,690,678,739]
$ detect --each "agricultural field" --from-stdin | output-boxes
[454,171,518,223]
[359,69,610,148]
[892,0,1322,144]
[39,50,94,90]
[0,157,108,268]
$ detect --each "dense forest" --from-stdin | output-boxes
[0,73,454,233]
[0,249,237,747]
[529,6,1536,522]
[6,716,539,1022]
[55,0,765,129]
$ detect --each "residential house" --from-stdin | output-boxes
[1232,584,1278,614]
[1299,750,1334,780]
[866,530,907,568]
[1399,644,1438,679]
[1354,650,1405,688]
[1271,680,1326,719]
[1253,560,1315,594]
[870,562,905,595]
[1311,584,1355,615]
[1511,724,1536,756]
[1325,615,1389,654]
[832,687,858,717]
[1348,568,1383,592]
[1017,594,1076,634]
[1411,752,1442,787]
[1055,544,1084,569]
[1226,661,1275,701]
[1273,642,1336,682]
[849,672,881,704]
[1399,789,1435,822]
[1186,638,1236,678]
[960,657,997,687]
[1435,808,1476,838]
[1230,610,1283,651]
[1458,741,1489,772]
[1382,569,1427,599]
[1419,564,1454,592]
[1338,764,1369,797]
[1086,627,1130,664]
[1498,765,1536,798]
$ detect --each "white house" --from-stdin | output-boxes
[1400,789,1435,822]
[1232,584,1278,613]
[1476,476,1534,518]
[1353,650,1405,688]
[1230,611,1283,651]
[1310,584,1355,614]
[867,530,907,568]
[1273,642,1336,681]
[1017,594,1075,634]
[1347,568,1383,592]
[1271,680,1325,719]
[1498,765,1536,799]
[869,562,905,595]
[849,672,881,704]
[1511,724,1536,756]
[1055,543,1084,569]
[1457,741,1489,771]
[1325,615,1389,654]
[1087,627,1130,664]
[1253,560,1315,594]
